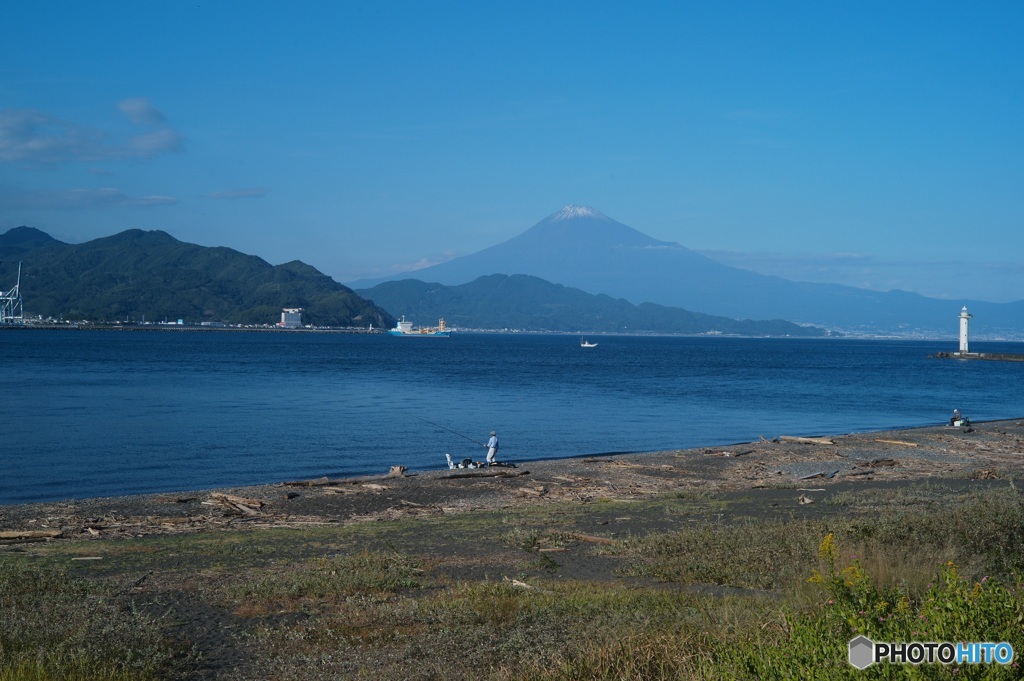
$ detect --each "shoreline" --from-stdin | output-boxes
[3,418,1022,543]
[13,322,1024,342]
[0,418,997,508]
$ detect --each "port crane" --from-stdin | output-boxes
[1,261,24,324]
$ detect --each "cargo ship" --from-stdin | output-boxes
[388,316,451,337]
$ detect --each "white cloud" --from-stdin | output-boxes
[0,99,182,165]
[0,187,177,210]
[126,194,177,207]
[130,127,183,156]
[118,98,167,126]
[0,109,102,164]
[389,251,459,274]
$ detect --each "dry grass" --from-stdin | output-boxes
[2,480,1022,679]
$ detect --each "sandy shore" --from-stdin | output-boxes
[3,419,1022,544]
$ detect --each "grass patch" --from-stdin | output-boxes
[613,518,827,590]
[706,535,1024,680]
[826,482,950,508]
[217,550,423,616]
[844,485,1024,579]
[0,561,190,680]
[235,579,779,680]
[615,485,1024,594]
[2,483,1021,679]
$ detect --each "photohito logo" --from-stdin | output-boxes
[849,635,1014,669]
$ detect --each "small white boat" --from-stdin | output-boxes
[580,338,598,348]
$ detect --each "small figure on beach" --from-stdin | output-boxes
[486,430,499,465]
[950,409,961,426]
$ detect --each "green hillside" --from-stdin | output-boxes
[0,227,395,327]
[358,274,828,336]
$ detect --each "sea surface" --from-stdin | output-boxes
[4,329,1023,505]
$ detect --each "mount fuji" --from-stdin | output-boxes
[351,205,1024,335]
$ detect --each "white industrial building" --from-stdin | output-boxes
[280,308,303,328]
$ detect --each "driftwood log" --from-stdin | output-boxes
[779,436,836,445]
[0,529,63,545]
[284,468,410,487]
[206,493,264,515]
[439,470,529,480]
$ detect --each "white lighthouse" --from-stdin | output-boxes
[958,306,972,354]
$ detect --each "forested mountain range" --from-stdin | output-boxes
[358,274,827,336]
[0,227,394,327]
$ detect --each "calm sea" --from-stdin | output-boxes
[4,329,1023,504]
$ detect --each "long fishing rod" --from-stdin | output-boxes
[412,415,487,448]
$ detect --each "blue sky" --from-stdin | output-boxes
[2,2,1022,302]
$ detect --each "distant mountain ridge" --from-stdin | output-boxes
[357,274,828,336]
[350,205,1024,336]
[2,224,827,335]
[0,227,395,327]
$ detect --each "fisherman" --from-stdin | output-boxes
[950,409,961,426]
[485,430,499,465]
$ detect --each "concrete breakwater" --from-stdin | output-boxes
[934,351,1024,362]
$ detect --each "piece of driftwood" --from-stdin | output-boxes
[322,486,358,494]
[780,436,835,445]
[847,469,876,477]
[798,471,826,480]
[282,476,339,487]
[518,486,547,497]
[440,470,529,480]
[291,470,413,487]
[0,529,62,540]
[875,439,918,447]
[209,492,264,515]
[210,492,264,507]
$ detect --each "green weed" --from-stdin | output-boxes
[218,550,422,614]
[0,561,187,680]
[707,534,1024,679]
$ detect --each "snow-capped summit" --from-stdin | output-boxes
[550,204,607,221]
